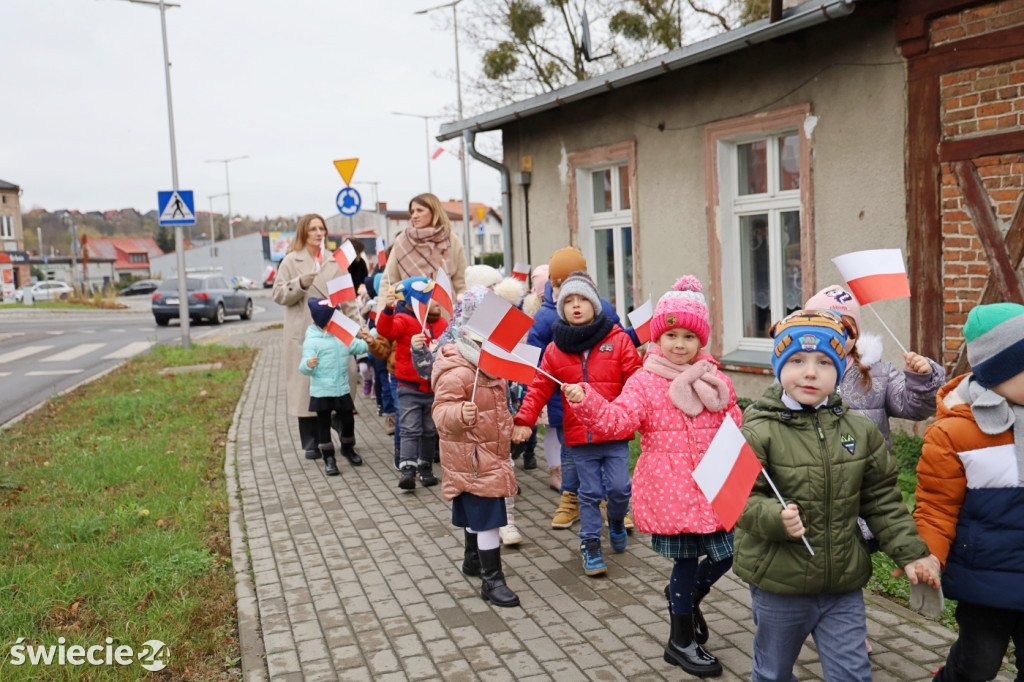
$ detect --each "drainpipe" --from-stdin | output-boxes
[464,130,512,273]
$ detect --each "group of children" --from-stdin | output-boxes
[295,241,1022,680]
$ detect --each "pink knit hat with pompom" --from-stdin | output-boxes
[650,275,710,346]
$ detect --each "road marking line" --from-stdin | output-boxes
[41,343,106,362]
[26,370,84,376]
[0,333,26,342]
[102,341,153,360]
[0,345,54,364]
[108,329,125,333]
[0,372,10,377]
[46,331,63,336]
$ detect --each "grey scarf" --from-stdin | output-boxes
[957,375,1024,484]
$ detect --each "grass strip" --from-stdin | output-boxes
[0,344,255,680]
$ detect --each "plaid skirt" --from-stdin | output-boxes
[651,530,734,561]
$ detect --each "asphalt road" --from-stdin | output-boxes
[0,292,278,426]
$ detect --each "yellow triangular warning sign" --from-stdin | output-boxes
[333,159,358,186]
[476,207,486,222]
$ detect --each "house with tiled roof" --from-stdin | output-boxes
[0,179,29,293]
[83,237,164,281]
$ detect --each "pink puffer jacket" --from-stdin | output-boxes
[574,351,743,536]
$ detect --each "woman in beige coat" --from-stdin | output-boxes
[376,193,467,312]
[272,213,328,460]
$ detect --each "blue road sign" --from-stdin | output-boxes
[336,187,361,216]
[158,190,196,226]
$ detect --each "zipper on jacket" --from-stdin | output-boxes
[581,351,592,444]
[813,411,832,586]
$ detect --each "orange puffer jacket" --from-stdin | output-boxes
[431,344,517,502]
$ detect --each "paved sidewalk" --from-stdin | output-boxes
[225,331,1016,681]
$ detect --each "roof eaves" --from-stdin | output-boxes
[437,0,859,141]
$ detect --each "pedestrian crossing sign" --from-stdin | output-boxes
[157,190,196,226]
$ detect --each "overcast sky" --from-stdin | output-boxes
[3,0,503,219]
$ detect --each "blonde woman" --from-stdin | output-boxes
[376,193,467,312]
[273,213,328,460]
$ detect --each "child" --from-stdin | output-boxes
[736,309,939,682]
[914,302,1024,682]
[376,276,447,489]
[298,298,370,476]
[563,276,741,677]
[513,271,641,576]
[430,288,520,608]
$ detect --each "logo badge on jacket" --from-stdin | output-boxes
[599,343,613,352]
[798,334,820,352]
[841,434,856,455]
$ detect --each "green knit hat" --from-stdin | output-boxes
[964,302,1024,388]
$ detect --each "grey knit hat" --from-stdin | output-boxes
[556,270,602,321]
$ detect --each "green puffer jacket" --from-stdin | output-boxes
[734,384,928,595]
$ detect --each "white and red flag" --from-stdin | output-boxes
[511,263,530,282]
[262,265,276,283]
[431,268,455,318]
[332,239,358,271]
[627,297,654,345]
[375,237,387,267]
[432,147,445,160]
[464,291,535,353]
[692,415,763,532]
[327,273,356,306]
[479,341,541,385]
[315,242,324,271]
[831,249,911,305]
[326,310,360,346]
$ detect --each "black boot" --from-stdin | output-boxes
[462,530,481,577]
[418,461,439,487]
[398,465,417,490]
[522,450,537,470]
[692,586,711,645]
[340,439,363,466]
[663,610,722,677]
[320,444,339,476]
[478,547,520,607]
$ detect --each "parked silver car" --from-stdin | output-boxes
[152,274,253,326]
[14,281,74,302]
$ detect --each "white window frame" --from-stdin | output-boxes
[0,215,12,239]
[577,163,633,320]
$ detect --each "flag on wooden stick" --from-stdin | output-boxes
[327,273,356,306]
[464,291,534,352]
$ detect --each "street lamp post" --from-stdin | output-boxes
[112,0,190,349]
[207,193,228,246]
[415,0,471,257]
[392,113,439,194]
[205,155,248,242]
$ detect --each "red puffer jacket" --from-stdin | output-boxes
[375,303,446,391]
[515,325,641,446]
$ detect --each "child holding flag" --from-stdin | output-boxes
[736,309,938,682]
[377,276,447,490]
[512,271,641,577]
[299,298,369,476]
[430,287,520,608]
[563,275,742,677]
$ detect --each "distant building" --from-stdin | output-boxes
[83,237,164,281]
[0,179,29,291]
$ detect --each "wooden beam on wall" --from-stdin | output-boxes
[940,130,1024,162]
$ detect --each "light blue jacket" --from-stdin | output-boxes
[299,325,369,398]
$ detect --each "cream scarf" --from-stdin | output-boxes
[643,348,730,417]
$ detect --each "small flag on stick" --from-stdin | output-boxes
[327,273,356,306]
[326,310,360,346]
[511,263,530,282]
[432,268,455,318]
[262,265,276,284]
[464,291,535,353]
[627,297,654,345]
[333,239,358,271]
[692,416,763,532]
[479,341,541,385]
[375,237,387,267]
[315,242,324,271]
[831,249,911,305]
[432,147,445,160]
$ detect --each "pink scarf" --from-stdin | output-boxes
[643,348,730,417]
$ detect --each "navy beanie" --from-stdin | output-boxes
[307,298,335,329]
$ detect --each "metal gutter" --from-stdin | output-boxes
[437,0,858,141]
[464,130,513,271]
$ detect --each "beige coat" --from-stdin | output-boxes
[376,228,467,312]
[273,249,318,418]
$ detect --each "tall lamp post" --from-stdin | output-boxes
[207,193,228,245]
[112,0,190,349]
[414,0,471,257]
[392,112,440,194]
[205,155,248,242]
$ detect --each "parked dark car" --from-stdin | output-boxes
[152,274,253,326]
[120,279,160,296]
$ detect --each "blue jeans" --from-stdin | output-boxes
[389,374,400,451]
[750,586,870,682]
[375,362,394,415]
[569,440,631,542]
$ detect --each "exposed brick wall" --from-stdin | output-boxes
[930,0,1024,48]
[940,57,1024,139]
[940,153,1024,367]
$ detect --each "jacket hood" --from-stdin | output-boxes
[937,373,972,414]
[543,280,554,306]
[855,332,884,366]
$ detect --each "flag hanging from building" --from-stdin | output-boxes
[479,341,541,385]
[327,273,356,306]
[692,415,763,531]
[464,291,535,352]
[511,263,530,283]
[333,239,358,271]
[831,249,911,305]
[627,297,654,345]
[327,310,360,346]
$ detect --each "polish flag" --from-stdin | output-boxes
[464,291,534,353]
[262,265,276,283]
[627,297,654,345]
[327,273,356,305]
[479,341,541,385]
[332,239,358,271]
[315,242,324,271]
[831,249,911,305]
[432,147,445,160]
[327,310,360,346]
[511,263,530,282]
[431,268,455,318]
[692,415,762,531]
[375,237,387,267]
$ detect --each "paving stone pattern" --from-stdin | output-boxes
[227,331,1017,681]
